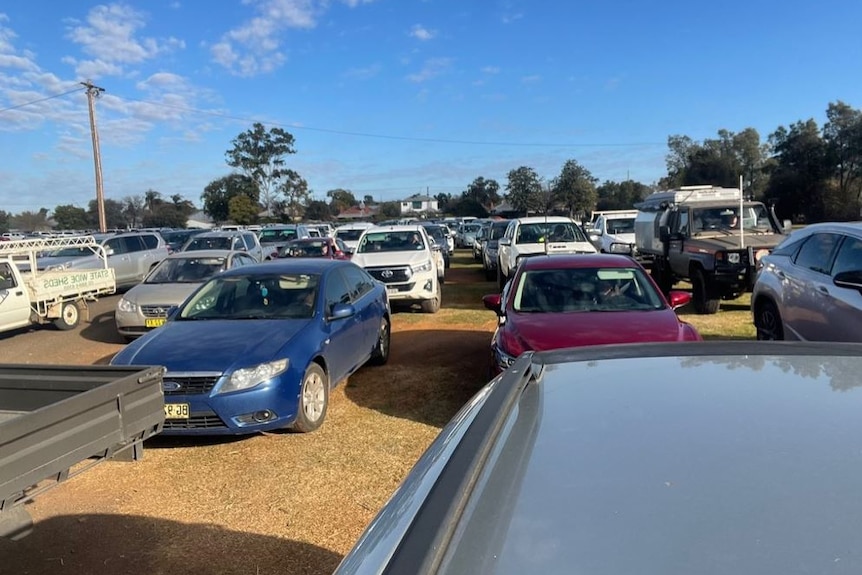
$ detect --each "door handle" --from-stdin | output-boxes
[817,286,829,295]
[776,271,786,280]
[15,291,22,296]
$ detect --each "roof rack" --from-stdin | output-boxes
[0,236,101,257]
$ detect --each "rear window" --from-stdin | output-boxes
[515,222,586,244]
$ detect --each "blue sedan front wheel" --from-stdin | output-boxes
[291,363,329,433]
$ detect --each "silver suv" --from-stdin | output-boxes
[182,230,265,262]
[47,232,170,289]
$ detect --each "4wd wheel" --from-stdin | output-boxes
[369,316,391,365]
[691,269,720,314]
[291,363,329,433]
[54,302,80,330]
[755,300,784,340]
[497,263,506,291]
[421,283,442,314]
[485,265,495,281]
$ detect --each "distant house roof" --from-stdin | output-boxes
[187,210,215,229]
[401,194,434,202]
[336,205,379,220]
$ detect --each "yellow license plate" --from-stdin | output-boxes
[164,403,189,419]
[145,318,166,328]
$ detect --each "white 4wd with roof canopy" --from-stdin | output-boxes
[496,216,597,289]
[351,225,442,313]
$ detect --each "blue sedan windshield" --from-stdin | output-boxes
[180,273,320,320]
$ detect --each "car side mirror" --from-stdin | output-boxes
[667,290,691,310]
[833,270,862,293]
[782,219,792,234]
[329,302,356,321]
[166,305,180,319]
[105,247,115,256]
[499,238,511,246]
[482,293,503,315]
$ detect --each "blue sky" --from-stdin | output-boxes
[1,0,860,214]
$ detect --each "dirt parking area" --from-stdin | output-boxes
[0,260,498,575]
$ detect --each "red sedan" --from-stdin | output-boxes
[278,237,350,260]
[483,254,701,375]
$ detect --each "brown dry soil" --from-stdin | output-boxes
[0,261,498,575]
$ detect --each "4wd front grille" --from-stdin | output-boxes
[367,266,412,284]
[141,304,173,318]
[162,374,221,395]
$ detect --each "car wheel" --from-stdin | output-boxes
[421,283,441,314]
[54,302,80,330]
[497,263,506,291]
[485,264,495,281]
[369,316,391,365]
[755,300,784,340]
[691,269,720,314]
[291,363,329,433]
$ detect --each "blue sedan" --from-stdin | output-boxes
[110,259,391,435]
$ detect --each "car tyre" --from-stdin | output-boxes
[291,363,329,433]
[497,263,506,291]
[755,299,784,340]
[485,264,495,281]
[421,283,441,314]
[369,316,391,365]
[691,268,720,314]
[54,302,80,331]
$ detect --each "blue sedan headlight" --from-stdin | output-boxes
[218,359,289,395]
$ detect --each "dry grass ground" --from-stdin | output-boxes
[0,251,753,575]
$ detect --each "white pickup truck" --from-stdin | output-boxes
[0,236,117,333]
[351,225,442,313]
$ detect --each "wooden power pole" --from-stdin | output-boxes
[81,80,106,232]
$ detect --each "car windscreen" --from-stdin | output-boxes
[283,240,330,258]
[463,224,482,234]
[185,237,234,251]
[422,226,445,240]
[515,222,587,244]
[259,229,297,242]
[46,247,94,257]
[146,256,226,284]
[356,231,426,253]
[336,228,365,241]
[180,273,321,320]
[512,267,664,312]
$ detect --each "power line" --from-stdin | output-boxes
[0,88,84,114]
[110,93,667,149]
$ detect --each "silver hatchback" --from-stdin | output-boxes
[752,222,862,341]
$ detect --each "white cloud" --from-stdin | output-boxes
[65,3,184,78]
[211,0,376,76]
[501,12,524,24]
[521,74,541,84]
[343,63,381,80]
[406,57,452,83]
[481,66,500,75]
[409,25,436,41]
[0,53,38,72]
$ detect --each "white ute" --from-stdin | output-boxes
[0,236,117,333]
[351,225,442,313]
[496,216,597,288]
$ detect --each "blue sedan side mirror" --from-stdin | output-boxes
[329,302,356,321]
